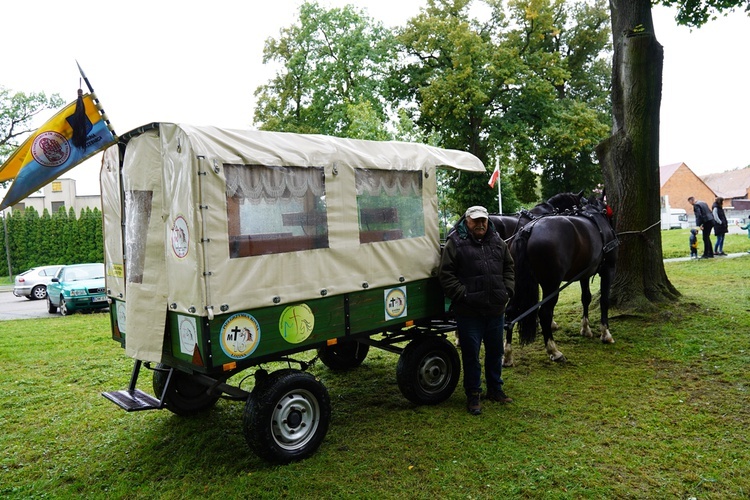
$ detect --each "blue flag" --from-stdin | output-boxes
[0,92,116,210]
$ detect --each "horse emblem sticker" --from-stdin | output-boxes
[279,304,315,344]
[384,287,407,320]
[171,215,189,259]
[220,313,261,359]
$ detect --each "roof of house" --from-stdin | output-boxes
[660,162,683,187]
[701,167,750,199]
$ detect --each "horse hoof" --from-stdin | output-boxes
[549,353,566,363]
[601,336,615,344]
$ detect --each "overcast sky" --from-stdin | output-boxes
[3,0,749,195]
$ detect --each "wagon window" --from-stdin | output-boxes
[225,165,328,257]
[355,169,424,244]
[124,190,153,284]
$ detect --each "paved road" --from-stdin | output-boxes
[0,289,60,320]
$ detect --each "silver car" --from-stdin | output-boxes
[13,265,63,300]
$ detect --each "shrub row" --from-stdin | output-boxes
[1,207,103,275]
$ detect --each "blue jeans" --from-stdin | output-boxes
[714,234,725,254]
[456,315,505,396]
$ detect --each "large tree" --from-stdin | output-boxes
[253,1,396,140]
[597,0,748,309]
[391,0,612,213]
[596,0,676,309]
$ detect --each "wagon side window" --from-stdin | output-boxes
[355,169,424,244]
[124,190,153,284]
[225,165,328,257]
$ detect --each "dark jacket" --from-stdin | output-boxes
[438,217,514,317]
[712,202,728,236]
[693,200,714,227]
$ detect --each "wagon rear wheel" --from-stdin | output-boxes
[152,364,221,416]
[317,340,370,371]
[396,336,460,405]
[243,369,330,464]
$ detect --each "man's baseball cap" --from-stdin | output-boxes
[465,206,489,219]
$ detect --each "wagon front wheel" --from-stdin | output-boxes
[243,369,331,464]
[317,340,370,371]
[152,364,221,416]
[396,336,460,405]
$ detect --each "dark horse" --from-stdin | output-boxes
[489,191,585,242]
[503,195,618,364]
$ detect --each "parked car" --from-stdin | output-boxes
[13,265,63,300]
[47,263,108,316]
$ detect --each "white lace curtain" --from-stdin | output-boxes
[225,165,325,203]
[356,169,422,197]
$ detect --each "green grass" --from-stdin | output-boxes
[1,255,749,498]
[661,227,750,258]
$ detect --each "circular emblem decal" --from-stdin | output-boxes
[31,131,71,167]
[171,215,189,259]
[385,287,407,319]
[279,304,315,344]
[116,300,127,334]
[220,313,261,359]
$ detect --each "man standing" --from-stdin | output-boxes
[439,206,515,415]
[688,196,715,258]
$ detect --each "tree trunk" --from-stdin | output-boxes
[596,0,679,310]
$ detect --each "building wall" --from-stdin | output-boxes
[1,178,101,216]
[660,164,718,224]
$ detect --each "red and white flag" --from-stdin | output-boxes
[488,164,500,189]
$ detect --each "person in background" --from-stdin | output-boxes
[689,229,699,259]
[712,196,729,256]
[739,220,750,253]
[688,196,714,258]
[439,205,515,415]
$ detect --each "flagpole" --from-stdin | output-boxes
[76,61,117,138]
[495,157,502,214]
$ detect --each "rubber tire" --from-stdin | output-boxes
[317,340,370,371]
[152,364,221,416]
[243,369,331,464]
[30,285,47,300]
[396,336,460,405]
[59,296,72,316]
[47,296,58,314]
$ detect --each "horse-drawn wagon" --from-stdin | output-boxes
[100,123,485,463]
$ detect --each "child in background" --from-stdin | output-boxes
[739,221,750,253]
[689,229,698,258]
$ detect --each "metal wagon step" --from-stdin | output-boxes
[102,388,162,412]
[102,359,167,412]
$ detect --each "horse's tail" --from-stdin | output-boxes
[513,229,539,344]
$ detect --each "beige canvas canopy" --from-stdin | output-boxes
[101,123,485,362]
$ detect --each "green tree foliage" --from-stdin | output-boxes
[0,86,64,169]
[1,207,103,275]
[657,0,749,25]
[392,0,612,208]
[253,1,396,139]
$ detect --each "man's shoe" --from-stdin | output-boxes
[485,390,513,404]
[467,393,482,415]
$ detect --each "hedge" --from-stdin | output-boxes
[1,206,104,276]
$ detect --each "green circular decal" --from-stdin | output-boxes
[279,304,315,344]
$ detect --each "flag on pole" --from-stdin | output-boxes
[488,164,500,189]
[0,88,116,210]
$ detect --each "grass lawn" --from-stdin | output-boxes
[1,250,749,498]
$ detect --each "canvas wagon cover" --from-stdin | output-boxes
[101,123,484,361]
